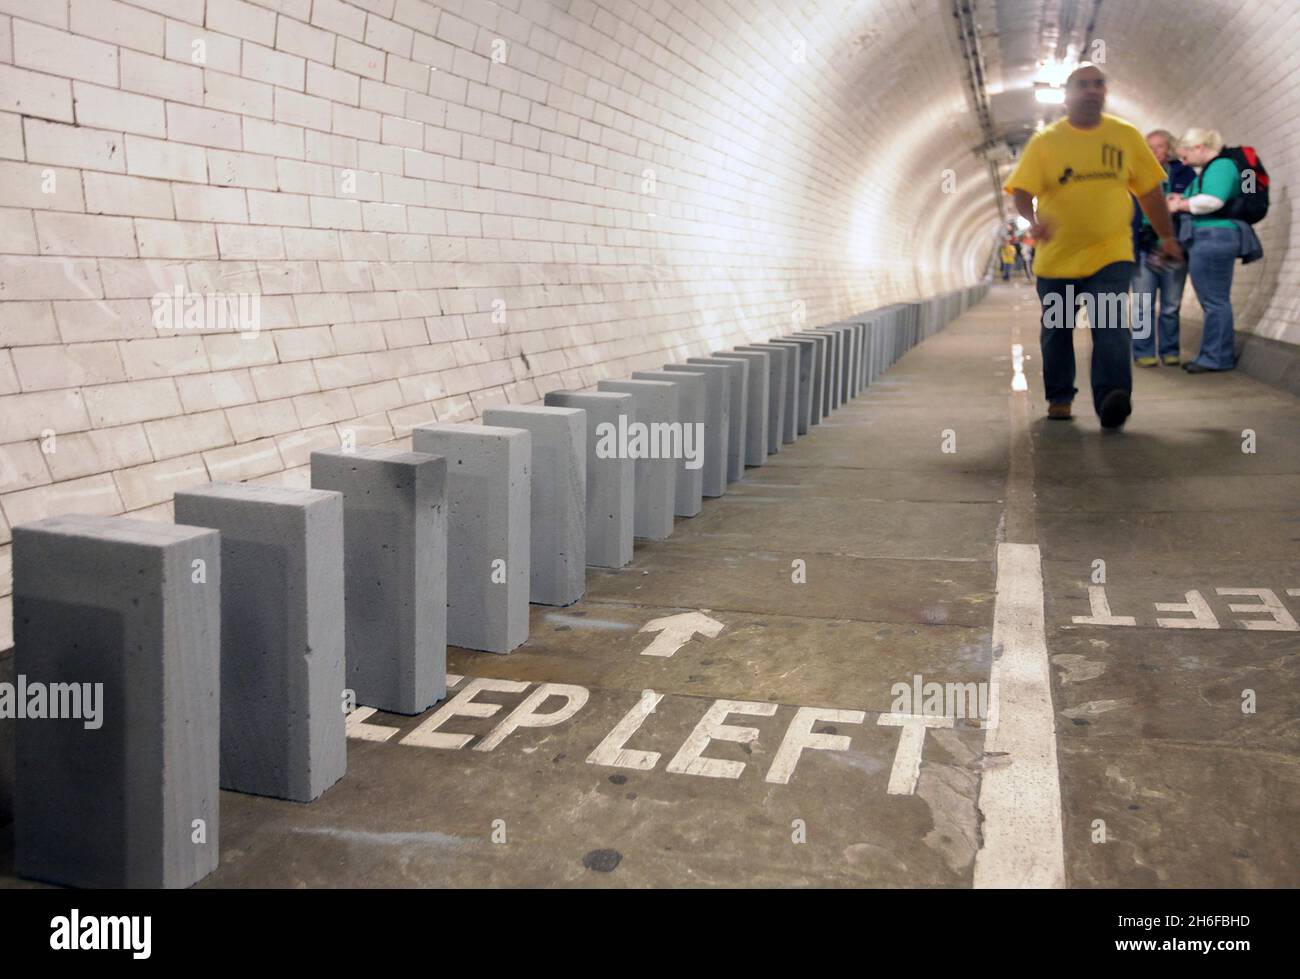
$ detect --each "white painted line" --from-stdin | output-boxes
[877,712,955,795]
[1071,584,1136,626]
[665,699,777,779]
[1010,343,1028,391]
[973,541,1066,888]
[346,676,464,742]
[587,690,664,770]
[345,706,399,742]
[1155,589,1219,629]
[1216,587,1299,631]
[767,707,865,785]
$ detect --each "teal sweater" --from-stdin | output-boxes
[1185,157,1240,228]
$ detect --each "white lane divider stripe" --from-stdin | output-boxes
[973,541,1066,888]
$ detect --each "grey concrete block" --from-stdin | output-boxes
[596,378,677,538]
[814,327,840,411]
[862,316,879,385]
[855,322,867,392]
[759,338,811,434]
[732,346,784,452]
[860,316,879,386]
[872,310,888,375]
[821,324,847,401]
[790,332,829,424]
[13,514,221,889]
[854,320,866,383]
[843,323,860,396]
[174,482,346,803]
[755,341,800,440]
[631,370,704,517]
[663,362,729,497]
[545,390,635,568]
[686,356,747,481]
[821,325,853,403]
[837,323,855,396]
[409,424,530,654]
[1238,331,1300,398]
[709,351,768,465]
[483,405,586,607]
[843,322,864,396]
[878,307,900,374]
[311,447,448,705]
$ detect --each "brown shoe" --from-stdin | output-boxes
[1047,403,1072,420]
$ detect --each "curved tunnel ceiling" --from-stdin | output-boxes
[966,0,1297,343]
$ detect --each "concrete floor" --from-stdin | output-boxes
[2,281,1297,887]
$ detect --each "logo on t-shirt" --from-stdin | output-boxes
[1102,143,1124,170]
[1057,163,1120,185]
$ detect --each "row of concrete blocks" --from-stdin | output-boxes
[8,284,986,888]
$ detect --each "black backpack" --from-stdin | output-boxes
[1209,146,1269,224]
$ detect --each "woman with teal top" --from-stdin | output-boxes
[1167,129,1241,372]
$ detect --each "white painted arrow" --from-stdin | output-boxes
[637,611,724,657]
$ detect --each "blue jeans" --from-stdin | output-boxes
[1131,253,1187,360]
[1187,225,1239,369]
[1036,261,1135,417]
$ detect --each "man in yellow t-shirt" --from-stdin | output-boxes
[1004,63,1183,429]
[999,240,1016,280]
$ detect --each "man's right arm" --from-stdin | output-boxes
[1012,189,1036,223]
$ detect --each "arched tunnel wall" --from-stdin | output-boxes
[2,0,1299,637]
[0,0,1002,636]
[1095,0,1298,352]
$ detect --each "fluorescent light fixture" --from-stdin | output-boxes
[1035,87,1065,104]
[1037,55,1076,87]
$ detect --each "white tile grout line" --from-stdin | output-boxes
[973,543,1066,888]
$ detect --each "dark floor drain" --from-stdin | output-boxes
[583,849,622,872]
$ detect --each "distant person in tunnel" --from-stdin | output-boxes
[1167,128,1252,373]
[1131,130,1195,367]
[1004,63,1183,429]
[1000,239,1016,280]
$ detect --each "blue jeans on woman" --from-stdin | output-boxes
[1131,253,1187,360]
[1187,224,1239,370]
[1036,261,1134,417]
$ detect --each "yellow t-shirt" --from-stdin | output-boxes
[1003,114,1166,278]
[1000,243,1016,263]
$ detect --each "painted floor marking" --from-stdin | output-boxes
[973,541,1066,889]
[637,610,724,657]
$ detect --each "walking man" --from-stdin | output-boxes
[1005,64,1183,428]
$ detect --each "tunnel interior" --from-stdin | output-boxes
[0,0,1297,897]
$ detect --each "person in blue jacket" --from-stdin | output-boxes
[1167,129,1241,372]
[1130,130,1195,366]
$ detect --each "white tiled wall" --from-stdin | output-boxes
[1097,0,1299,347]
[0,0,1024,644]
